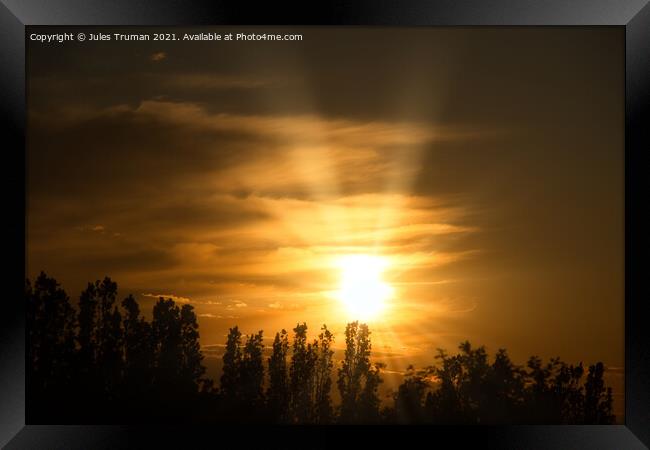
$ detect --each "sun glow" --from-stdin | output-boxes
[335,255,393,321]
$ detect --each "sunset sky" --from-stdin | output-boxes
[27,27,624,412]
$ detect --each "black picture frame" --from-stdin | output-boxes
[1,1,649,448]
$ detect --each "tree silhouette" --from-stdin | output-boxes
[121,294,155,419]
[179,304,206,393]
[96,278,123,398]
[267,329,290,423]
[220,326,242,403]
[391,365,429,423]
[289,322,317,423]
[337,321,383,423]
[73,276,125,418]
[584,362,615,424]
[25,273,617,425]
[312,325,334,423]
[151,299,183,388]
[76,280,100,399]
[388,342,617,425]
[122,294,154,385]
[240,330,265,408]
[26,273,76,420]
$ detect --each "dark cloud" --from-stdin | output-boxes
[34,245,178,274]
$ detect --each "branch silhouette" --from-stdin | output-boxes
[26,272,616,425]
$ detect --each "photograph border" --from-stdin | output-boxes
[1,1,649,448]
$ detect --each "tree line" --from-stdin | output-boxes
[26,272,615,424]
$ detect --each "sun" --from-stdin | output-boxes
[335,254,393,321]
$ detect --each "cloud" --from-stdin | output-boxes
[155,73,270,89]
[27,97,485,324]
[150,52,166,62]
[128,100,474,149]
[36,245,178,275]
[225,301,248,309]
[141,293,191,304]
[196,300,222,305]
[74,224,109,234]
[27,99,482,207]
[266,302,304,311]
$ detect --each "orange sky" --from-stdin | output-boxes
[27,27,624,415]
